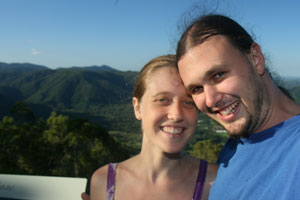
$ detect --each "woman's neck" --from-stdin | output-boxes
[132,148,190,184]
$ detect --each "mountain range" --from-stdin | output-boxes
[0,62,139,132]
[0,62,299,133]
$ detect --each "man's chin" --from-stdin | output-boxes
[208,114,253,138]
[223,120,251,138]
[227,130,251,139]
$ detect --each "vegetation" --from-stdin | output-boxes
[0,62,299,178]
[290,86,300,104]
[0,108,130,179]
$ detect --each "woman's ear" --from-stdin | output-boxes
[133,97,142,120]
[250,43,265,75]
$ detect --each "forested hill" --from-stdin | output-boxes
[0,62,139,132]
[0,62,300,133]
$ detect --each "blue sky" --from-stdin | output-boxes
[1,0,300,77]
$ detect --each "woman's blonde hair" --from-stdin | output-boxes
[133,54,177,101]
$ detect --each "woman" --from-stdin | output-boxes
[88,55,217,200]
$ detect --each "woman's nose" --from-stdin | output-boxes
[167,102,184,122]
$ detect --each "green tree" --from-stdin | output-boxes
[0,116,21,173]
[0,111,130,179]
[10,101,35,124]
[43,112,129,177]
[189,140,224,163]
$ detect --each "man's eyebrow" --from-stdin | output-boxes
[204,65,227,78]
[185,64,227,92]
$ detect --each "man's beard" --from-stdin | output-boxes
[227,110,258,139]
[227,76,270,138]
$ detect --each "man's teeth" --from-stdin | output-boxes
[220,102,239,116]
[162,127,183,134]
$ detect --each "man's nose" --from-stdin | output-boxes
[204,86,222,108]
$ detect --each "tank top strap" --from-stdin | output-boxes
[106,163,117,200]
[192,159,208,200]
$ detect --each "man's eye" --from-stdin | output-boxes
[191,86,203,94]
[214,72,225,79]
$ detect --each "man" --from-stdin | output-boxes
[176,14,300,199]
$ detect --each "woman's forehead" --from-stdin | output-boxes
[147,66,180,84]
[144,67,186,94]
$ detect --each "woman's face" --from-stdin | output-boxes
[133,66,198,154]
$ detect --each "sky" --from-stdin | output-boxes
[1,0,300,77]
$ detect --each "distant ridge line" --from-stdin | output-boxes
[0,61,142,73]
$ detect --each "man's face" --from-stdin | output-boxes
[178,35,270,138]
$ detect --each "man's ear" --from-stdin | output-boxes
[250,43,265,75]
[132,97,142,120]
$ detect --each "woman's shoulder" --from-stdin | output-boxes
[206,162,218,185]
[186,155,205,168]
[91,164,111,182]
[90,164,111,199]
[187,156,218,184]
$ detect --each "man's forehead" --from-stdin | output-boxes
[179,35,234,60]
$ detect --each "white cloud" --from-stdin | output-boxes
[31,49,41,55]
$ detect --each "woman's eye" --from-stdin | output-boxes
[155,98,170,105]
[158,98,167,102]
[183,101,195,106]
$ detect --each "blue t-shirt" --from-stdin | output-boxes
[209,114,300,200]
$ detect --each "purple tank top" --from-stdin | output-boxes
[106,159,207,200]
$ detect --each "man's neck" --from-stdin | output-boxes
[256,84,300,132]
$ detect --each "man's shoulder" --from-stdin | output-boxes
[217,138,239,166]
[279,114,300,133]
